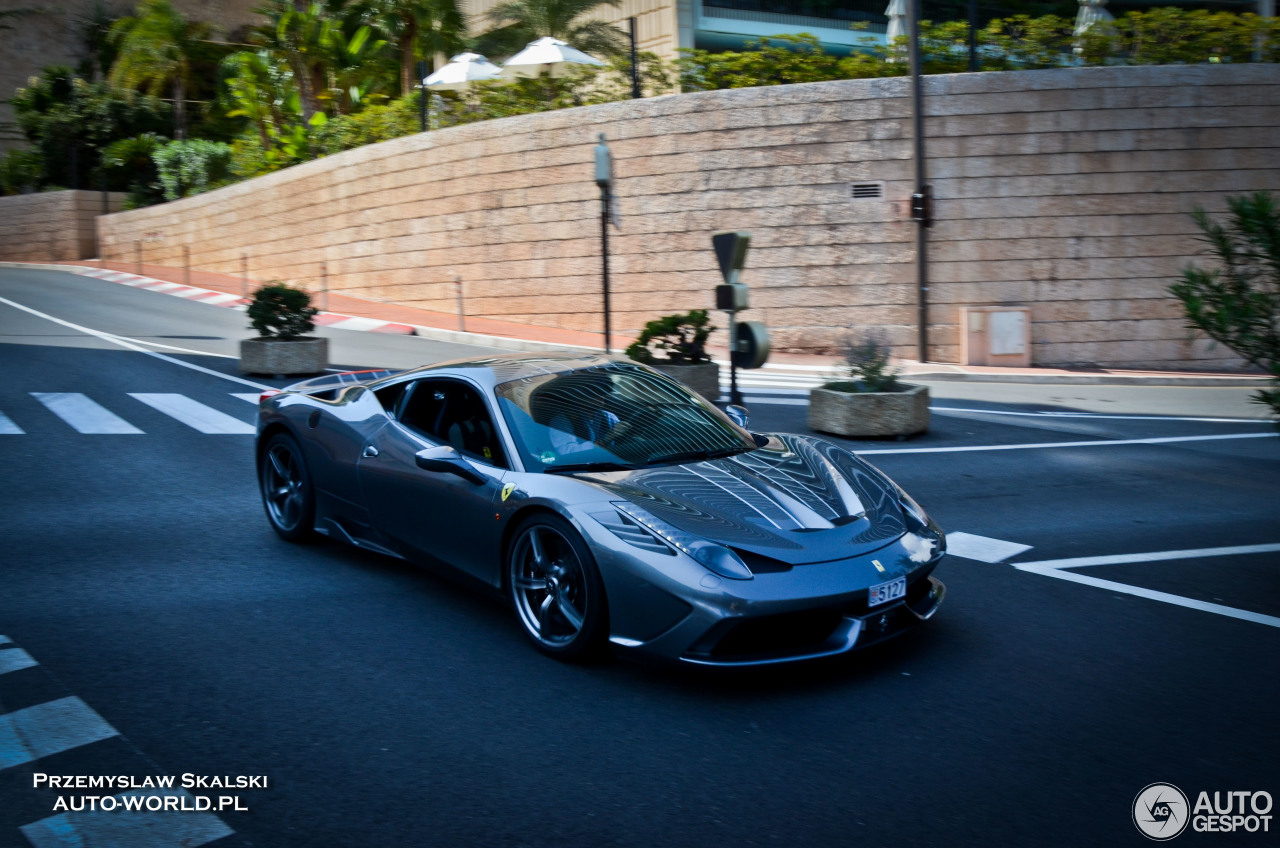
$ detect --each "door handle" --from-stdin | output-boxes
[362,444,379,458]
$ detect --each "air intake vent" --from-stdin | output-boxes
[850,182,884,200]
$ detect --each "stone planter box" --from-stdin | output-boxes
[648,362,721,401]
[808,384,930,438]
[240,336,329,376]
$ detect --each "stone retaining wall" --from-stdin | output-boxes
[98,64,1280,368]
[0,191,126,261]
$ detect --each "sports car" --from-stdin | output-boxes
[254,352,946,666]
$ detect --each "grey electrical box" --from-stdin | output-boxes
[732,321,771,369]
[716,283,749,311]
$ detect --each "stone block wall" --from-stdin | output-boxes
[0,191,126,261]
[98,64,1280,369]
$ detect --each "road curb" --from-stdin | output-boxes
[4,262,1270,388]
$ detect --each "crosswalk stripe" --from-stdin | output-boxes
[0,647,38,675]
[128,394,255,434]
[231,392,261,404]
[30,393,143,434]
[0,411,24,434]
[20,788,235,848]
[0,696,119,769]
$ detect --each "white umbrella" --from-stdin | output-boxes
[1074,0,1114,38]
[884,0,908,45]
[1074,0,1114,55]
[500,36,606,79]
[424,52,504,91]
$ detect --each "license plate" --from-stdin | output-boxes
[868,576,906,607]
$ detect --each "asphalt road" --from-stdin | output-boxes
[1,268,1277,848]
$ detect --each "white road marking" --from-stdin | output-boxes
[946,532,1033,563]
[139,282,184,293]
[858,432,1277,455]
[190,292,243,305]
[0,635,11,644]
[1013,544,1280,629]
[0,410,24,434]
[0,295,269,390]
[0,696,119,769]
[231,392,261,403]
[21,788,234,848]
[1015,562,1280,629]
[931,406,1273,424]
[742,396,808,406]
[129,394,255,434]
[31,393,143,434]
[324,316,386,331]
[0,647,38,675]
[1012,543,1280,570]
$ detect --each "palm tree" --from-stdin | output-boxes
[364,0,465,98]
[108,0,211,139]
[476,0,626,62]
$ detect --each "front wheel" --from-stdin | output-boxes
[259,432,315,542]
[507,514,607,660]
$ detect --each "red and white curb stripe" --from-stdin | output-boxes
[19,263,417,335]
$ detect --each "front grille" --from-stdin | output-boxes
[710,609,844,659]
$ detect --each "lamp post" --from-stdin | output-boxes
[594,133,613,354]
[628,17,641,99]
[907,0,931,363]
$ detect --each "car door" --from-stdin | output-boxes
[356,377,509,586]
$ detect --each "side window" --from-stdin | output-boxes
[373,381,409,413]
[398,380,507,469]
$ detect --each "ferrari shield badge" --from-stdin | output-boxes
[501,482,516,502]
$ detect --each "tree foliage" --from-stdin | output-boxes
[1170,193,1280,419]
[109,0,212,139]
[9,66,171,193]
[476,0,626,61]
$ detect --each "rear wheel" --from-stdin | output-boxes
[259,432,315,542]
[507,514,606,660]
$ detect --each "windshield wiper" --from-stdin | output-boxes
[542,461,634,474]
[645,447,745,466]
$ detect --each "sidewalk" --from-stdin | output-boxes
[16,258,1271,387]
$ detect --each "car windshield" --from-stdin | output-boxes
[494,362,756,472]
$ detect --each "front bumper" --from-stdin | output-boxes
[672,575,945,667]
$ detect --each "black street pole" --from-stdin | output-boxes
[601,184,611,353]
[628,17,641,99]
[729,318,742,406]
[968,0,979,72]
[909,0,929,363]
[417,60,428,132]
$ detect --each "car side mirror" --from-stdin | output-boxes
[415,445,486,485]
[725,404,749,428]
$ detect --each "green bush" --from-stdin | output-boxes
[824,334,903,393]
[247,282,318,340]
[626,310,715,365]
[312,97,418,155]
[1170,192,1280,420]
[0,148,42,195]
[152,138,232,200]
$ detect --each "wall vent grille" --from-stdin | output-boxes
[850,182,884,200]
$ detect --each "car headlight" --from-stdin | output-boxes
[612,502,754,581]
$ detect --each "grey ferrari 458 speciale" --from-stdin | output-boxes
[254,352,945,666]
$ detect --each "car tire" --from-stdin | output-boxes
[507,513,607,661]
[259,431,316,543]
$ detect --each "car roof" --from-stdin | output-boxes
[377,350,624,390]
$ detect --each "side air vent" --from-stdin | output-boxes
[591,511,676,556]
[850,182,884,200]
